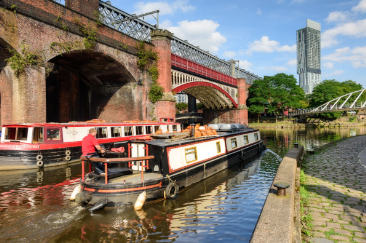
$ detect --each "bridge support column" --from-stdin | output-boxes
[0,65,46,125]
[65,0,99,18]
[150,29,176,121]
[202,78,249,125]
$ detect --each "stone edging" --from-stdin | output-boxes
[250,146,304,243]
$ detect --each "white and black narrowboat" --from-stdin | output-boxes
[77,124,266,209]
[0,120,180,170]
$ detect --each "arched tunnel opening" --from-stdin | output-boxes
[46,50,138,123]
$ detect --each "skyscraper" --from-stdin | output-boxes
[297,19,321,94]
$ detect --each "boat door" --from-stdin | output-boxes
[131,143,145,171]
[44,126,63,144]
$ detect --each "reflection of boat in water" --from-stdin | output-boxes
[79,125,266,208]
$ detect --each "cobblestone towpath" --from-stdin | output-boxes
[302,136,366,243]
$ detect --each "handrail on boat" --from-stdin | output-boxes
[80,155,155,185]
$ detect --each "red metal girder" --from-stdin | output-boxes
[171,54,237,87]
[172,81,238,108]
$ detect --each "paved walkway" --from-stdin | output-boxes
[302,135,366,243]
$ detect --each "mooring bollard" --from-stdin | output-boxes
[274,182,290,196]
[294,143,299,148]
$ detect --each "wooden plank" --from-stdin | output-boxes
[80,155,154,163]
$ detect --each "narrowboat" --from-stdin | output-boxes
[77,123,266,209]
[0,119,181,170]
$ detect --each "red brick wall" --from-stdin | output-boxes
[203,109,248,125]
[0,67,13,126]
[155,101,176,121]
[65,0,99,19]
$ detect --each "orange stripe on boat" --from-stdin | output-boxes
[97,182,162,193]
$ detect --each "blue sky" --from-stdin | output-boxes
[65,0,366,86]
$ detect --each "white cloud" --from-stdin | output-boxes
[322,19,366,48]
[270,66,288,71]
[286,59,297,66]
[223,51,236,58]
[163,20,226,53]
[256,8,262,15]
[245,36,296,54]
[322,46,366,68]
[323,62,334,69]
[238,60,253,70]
[352,0,366,13]
[134,0,195,16]
[325,11,349,23]
[324,70,345,77]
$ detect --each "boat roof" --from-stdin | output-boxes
[2,121,179,127]
[144,128,258,148]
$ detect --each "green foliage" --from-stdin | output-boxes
[10,5,17,13]
[73,18,99,50]
[93,10,105,26]
[309,79,365,119]
[136,41,159,70]
[50,41,84,55]
[136,41,163,103]
[5,41,43,76]
[149,82,164,103]
[176,102,188,111]
[248,73,306,122]
[349,116,357,122]
[197,103,204,110]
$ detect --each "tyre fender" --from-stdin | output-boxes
[36,154,43,161]
[165,182,179,199]
[37,160,44,167]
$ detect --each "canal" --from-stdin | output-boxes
[0,127,365,242]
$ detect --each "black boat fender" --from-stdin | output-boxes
[165,182,179,199]
[89,199,108,212]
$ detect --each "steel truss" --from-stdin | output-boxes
[290,89,366,116]
[99,1,261,84]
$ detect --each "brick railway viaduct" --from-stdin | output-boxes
[0,0,257,127]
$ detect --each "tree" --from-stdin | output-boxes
[248,78,270,123]
[248,73,306,123]
[267,73,306,123]
[175,102,188,112]
[309,80,365,119]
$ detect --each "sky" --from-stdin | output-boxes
[65,0,366,86]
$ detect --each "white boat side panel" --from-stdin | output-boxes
[226,131,259,152]
[131,143,145,171]
[168,138,226,172]
[27,128,33,144]
[63,127,90,143]
[0,127,5,142]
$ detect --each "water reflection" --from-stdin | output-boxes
[0,127,365,242]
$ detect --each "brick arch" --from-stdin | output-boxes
[172,81,238,109]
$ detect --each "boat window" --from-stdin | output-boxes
[216,141,221,153]
[16,128,28,141]
[124,126,133,136]
[146,126,152,134]
[46,128,61,140]
[243,135,249,144]
[4,128,16,140]
[231,138,237,149]
[172,125,177,132]
[96,127,107,138]
[185,147,197,163]
[33,127,44,143]
[254,133,259,141]
[154,126,160,133]
[136,126,144,135]
[111,127,121,137]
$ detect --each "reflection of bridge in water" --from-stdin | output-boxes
[290,89,366,117]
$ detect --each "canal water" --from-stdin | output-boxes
[0,127,365,242]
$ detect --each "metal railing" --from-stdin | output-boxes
[290,89,366,116]
[99,1,261,84]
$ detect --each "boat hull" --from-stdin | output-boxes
[82,142,265,207]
